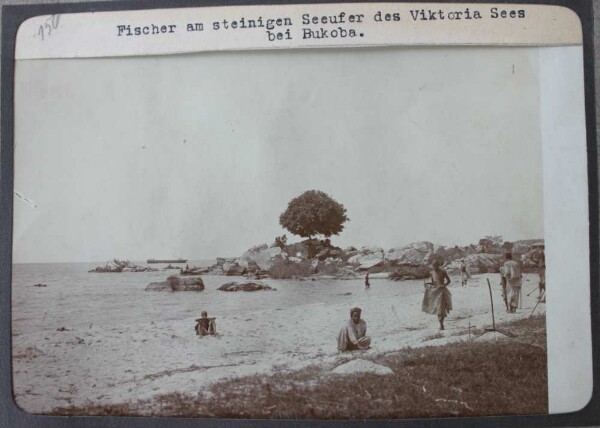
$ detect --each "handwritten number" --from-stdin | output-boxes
[37,14,60,41]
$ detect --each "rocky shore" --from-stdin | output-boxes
[195,238,544,281]
[89,259,158,273]
[91,239,543,292]
[145,276,205,292]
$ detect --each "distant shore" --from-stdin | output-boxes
[88,238,544,282]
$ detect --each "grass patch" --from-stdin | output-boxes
[52,315,547,419]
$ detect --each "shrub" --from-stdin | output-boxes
[273,235,287,249]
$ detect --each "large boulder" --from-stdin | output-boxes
[441,245,472,263]
[388,265,430,280]
[347,246,385,271]
[145,275,204,291]
[181,266,211,275]
[216,257,229,266]
[385,242,433,265]
[316,247,345,261]
[222,260,247,276]
[462,253,504,274]
[238,244,285,271]
[331,359,393,375]
[314,258,358,278]
[217,281,274,292]
[423,244,468,265]
[206,257,237,275]
[512,239,544,255]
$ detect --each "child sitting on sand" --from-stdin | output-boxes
[195,311,217,337]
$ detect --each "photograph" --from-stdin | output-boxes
[11,37,566,418]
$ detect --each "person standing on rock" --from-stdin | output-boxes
[337,307,371,351]
[501,253,522,313]
[422,260,452,330]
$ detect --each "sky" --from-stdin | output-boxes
[13,46,544,263]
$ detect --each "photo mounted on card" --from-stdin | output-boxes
[7,0,594,421]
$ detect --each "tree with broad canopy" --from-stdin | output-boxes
[279,190,349,241]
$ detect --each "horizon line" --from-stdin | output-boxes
[12,236,544,265]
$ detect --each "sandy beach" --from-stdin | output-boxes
[12,269,544,414]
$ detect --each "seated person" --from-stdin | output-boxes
[195,311,216,336]
[337,307,371,351]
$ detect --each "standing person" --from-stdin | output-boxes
[422,260,452,330]
[501,253,522,313]
[459,259,470,286]
[499,265,509,312]
[537,248,546,301]
[337,307,371,351]
[365,273,370,288]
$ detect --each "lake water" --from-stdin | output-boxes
[12,261,423,337]
[11,262,542,414]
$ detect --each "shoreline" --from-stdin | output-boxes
[53,313,548,417]
[12,272,545,415]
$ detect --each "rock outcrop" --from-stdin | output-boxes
[283,239,344,261]
[462,253,504,274]
[89,259,158,273]
[388,265,430,281]
[198,238,543,281]
[145,275,205,291]
[347,246,385,271]
[180,266,211,275]
[511,239,544,255]
[316,247,345,261]
[237,244,285,271]
[217,281,274,292]
[222,260,247,276]
[385,242,433,265]
[331,359,393,375]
